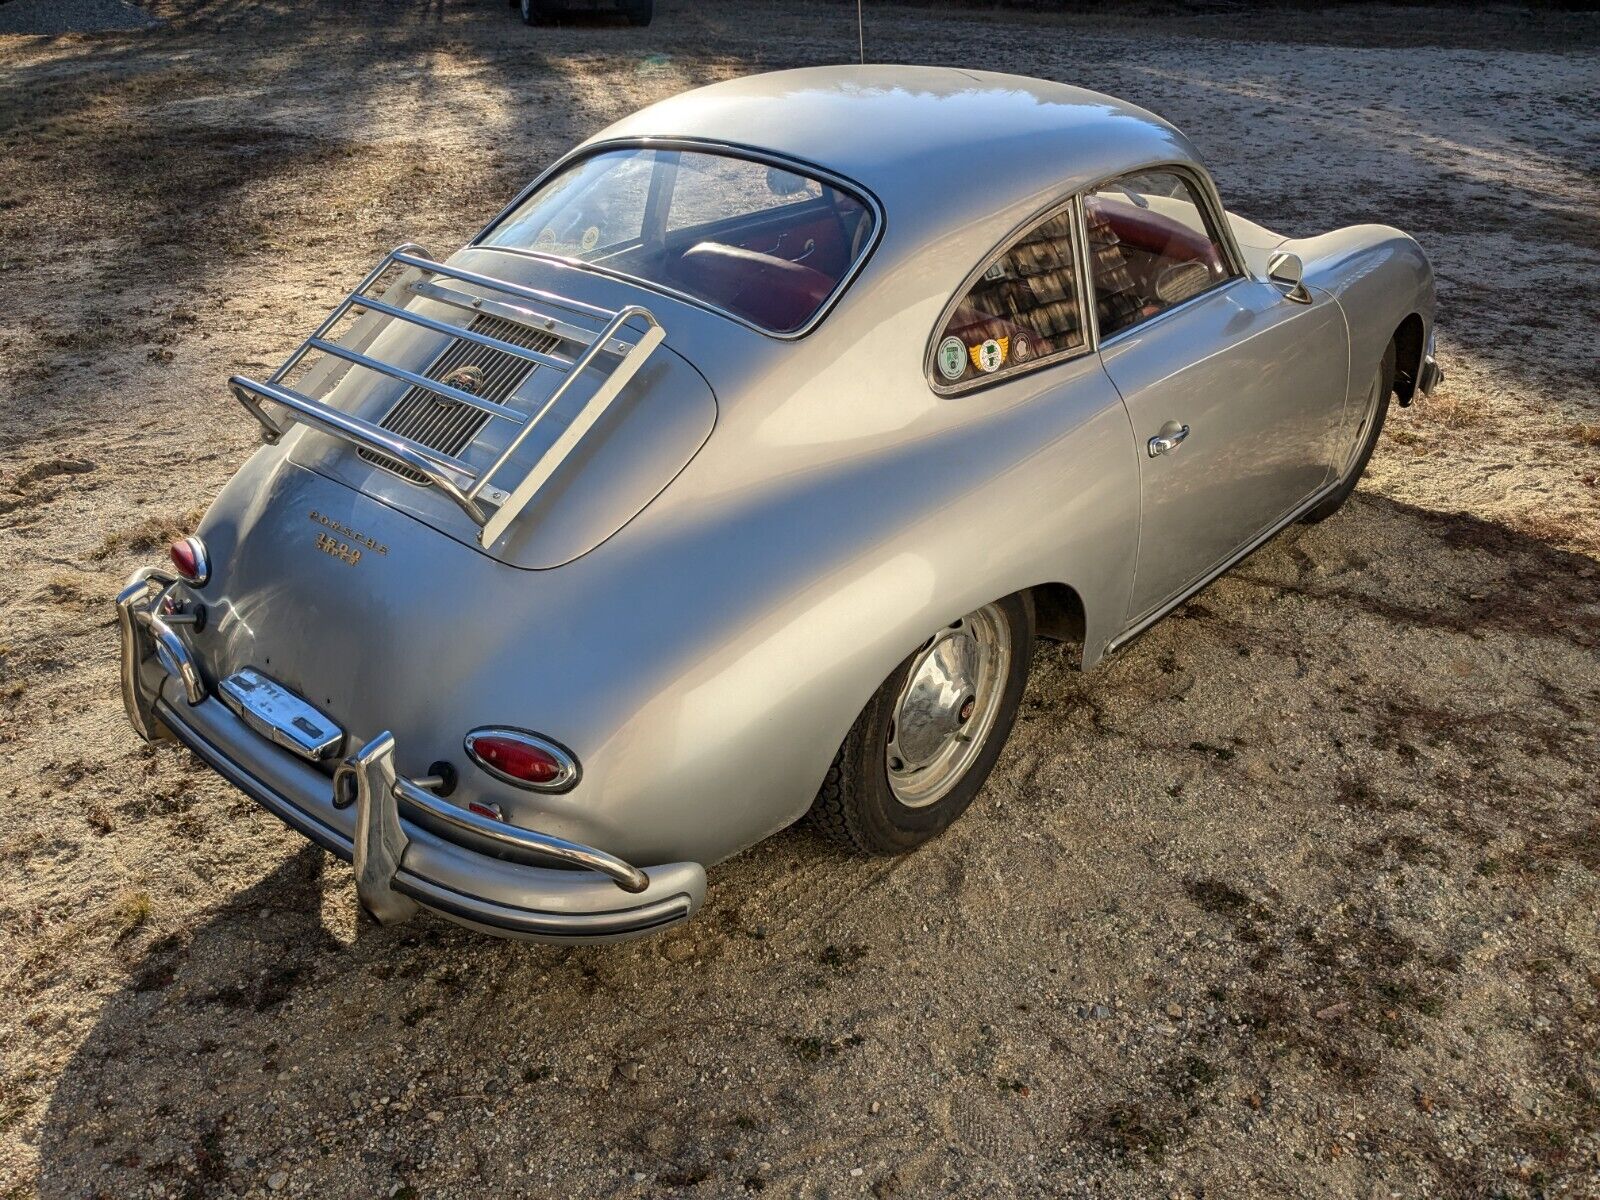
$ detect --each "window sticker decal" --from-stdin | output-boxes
[936,336,968,381]
[971,337,1008,373]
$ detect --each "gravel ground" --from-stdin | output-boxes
[1,2,1597,1198]
[0,0,158,36]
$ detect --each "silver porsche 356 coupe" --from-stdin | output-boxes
[117,68,1441,941]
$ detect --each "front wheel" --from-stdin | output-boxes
[1302,340,1395,524]
[808,595,1033,855]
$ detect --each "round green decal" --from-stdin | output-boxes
[937,336,967,381]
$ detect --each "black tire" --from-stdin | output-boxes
[808,594,1033,856]
[621,0,653,24]
[1302,339,1396,525]
[520,0,561,24]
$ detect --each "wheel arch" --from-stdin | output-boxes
[1391,312,1426,404]
[1027,581,1087,657]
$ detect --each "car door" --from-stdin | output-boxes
[1083,169,1349,624]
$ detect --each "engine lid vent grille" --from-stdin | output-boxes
[359,314,562,484]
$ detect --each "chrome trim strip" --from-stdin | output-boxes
[395,875,691,939]
[1096,276,1253,352]
[1106,475,1344,656]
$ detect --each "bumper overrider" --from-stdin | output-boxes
[116,569,706,941]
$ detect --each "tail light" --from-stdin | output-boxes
[168,535,210,587]
[464,728,580,793]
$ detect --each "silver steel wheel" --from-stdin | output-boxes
[886,603,1013,809]
[1341,365,1384,477]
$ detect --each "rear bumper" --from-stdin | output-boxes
[117,570,706,942]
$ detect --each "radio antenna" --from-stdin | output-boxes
[856,0,865,64]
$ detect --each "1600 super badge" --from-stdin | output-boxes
[308,510,387,565]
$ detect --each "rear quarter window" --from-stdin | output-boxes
[930,203,1089,391]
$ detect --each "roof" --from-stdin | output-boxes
[583,66,1202,246]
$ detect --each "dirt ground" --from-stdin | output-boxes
[1,2,1597,1197]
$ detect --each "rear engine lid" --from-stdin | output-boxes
[284,249,716,570]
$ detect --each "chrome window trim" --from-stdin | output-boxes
[1078,160,1249,349]
[924,193,1097,397]
[471,136,886,342]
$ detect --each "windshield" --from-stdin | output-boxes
[478,147,876,335]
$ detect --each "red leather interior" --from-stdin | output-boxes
[727,212,852,279]
[671,241,836,333]
[1097,205,1223,273]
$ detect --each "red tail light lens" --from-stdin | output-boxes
[168,535,210,587]
[464,728,580,793]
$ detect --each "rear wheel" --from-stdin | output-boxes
[1302,340,1396,524]
[808,595,1033,855]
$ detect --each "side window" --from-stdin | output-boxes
[1083,170,1235,340]
[931,206,1088,389]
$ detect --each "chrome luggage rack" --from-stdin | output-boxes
[229,243,666,549]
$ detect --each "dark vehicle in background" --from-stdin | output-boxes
[513,0,653,26]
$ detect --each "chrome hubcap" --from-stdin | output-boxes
[886,604,1011,808]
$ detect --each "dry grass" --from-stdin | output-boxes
[109,891,153,941]
[1566,422,1600,449]
[91,507,205,561]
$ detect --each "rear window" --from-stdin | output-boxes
[479,147,876,335]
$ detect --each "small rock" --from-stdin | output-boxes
[1089,1003,1112,1019]
[869,1100,881,1115]
[1165,1002,1184,1019]
[850,1167,864,1177]
[266,1171,288,1191]
[1315,1001,1351,1021]
[426,1110,445,1122]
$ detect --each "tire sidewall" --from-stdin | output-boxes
[847,594,1033,853]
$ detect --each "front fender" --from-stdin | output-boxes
[1289,224,1436,407]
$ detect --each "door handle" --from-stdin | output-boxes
[1148,423,1190,457]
